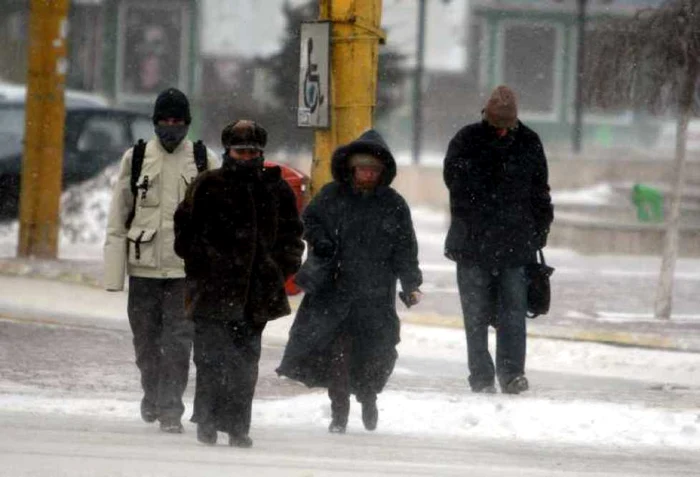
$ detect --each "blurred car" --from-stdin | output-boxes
[0,100,152,219]
[0,80,110,107]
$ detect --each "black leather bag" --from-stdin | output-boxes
[295,250,339,295]
[525,249,554,318]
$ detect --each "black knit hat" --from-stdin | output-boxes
[221,120,267,151]
[152,88,191,125]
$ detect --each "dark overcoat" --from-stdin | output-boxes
[276,130,422,394]
[443,119,554,268]
[173,159,304,324]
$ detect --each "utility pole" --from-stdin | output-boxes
[572,0,587,154]
[310,0,385,196]
[18,0,70,258]
[411,0,427,165]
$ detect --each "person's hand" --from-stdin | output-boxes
[409,290,423,305]
[534,230,548,249]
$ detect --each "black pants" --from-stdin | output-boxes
[127,277,193,422]
[456,265,527,391]
[191,319,265,436]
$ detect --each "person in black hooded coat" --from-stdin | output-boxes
[276,130,423,434]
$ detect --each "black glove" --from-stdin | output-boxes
[313,240,335,258]
[533,229,548,249]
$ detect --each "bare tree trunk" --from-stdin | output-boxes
[654,67,696,320]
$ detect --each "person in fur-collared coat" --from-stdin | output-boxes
[174,120,303,448]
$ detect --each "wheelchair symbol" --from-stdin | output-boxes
[303,37,324,114]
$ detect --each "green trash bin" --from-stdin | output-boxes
[631,184,664,223]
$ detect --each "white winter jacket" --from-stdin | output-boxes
[103,138,219,291]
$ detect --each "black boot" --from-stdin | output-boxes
[140,397,158,423]
[361,398,378,431]
[229,433,253,448]
[159,419,184,434]
[503,375,529,395]
[329,396,349,434]
[197,422,217,445]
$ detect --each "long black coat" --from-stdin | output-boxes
[444,119,553,268]
[276,130,422,393]
[173,159,304,324]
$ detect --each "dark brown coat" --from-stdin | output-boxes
[174,160,304,324]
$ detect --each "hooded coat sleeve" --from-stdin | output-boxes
[103,149,134,291]
[273,180,305,278]
[391,195,422,294]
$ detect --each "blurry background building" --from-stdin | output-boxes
[0,0,680,156]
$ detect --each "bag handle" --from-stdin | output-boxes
[537,249,546,265]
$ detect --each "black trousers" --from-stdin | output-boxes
[456,265,528,391]
[191,319,265,436]
[127,277,193,422]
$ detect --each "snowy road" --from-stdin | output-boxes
[2,412,700,477]
[2,316,700,476]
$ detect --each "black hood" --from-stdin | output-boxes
[331,129,396,186]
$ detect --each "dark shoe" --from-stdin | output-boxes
[159,420,184,434]
[503,376,529,395]
[140,399,158,423]
[229,433,253,448]
[472,385,497,394]
[328,419,347,434]
[197,423,217,445]
[361,400,378,431]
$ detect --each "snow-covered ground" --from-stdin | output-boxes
[0,167,699,456]
[1,276,699,451]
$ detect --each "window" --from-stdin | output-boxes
[501,23,558,113]
[0,106,25,137]
[77,116,129,151]
[129,117,153,143]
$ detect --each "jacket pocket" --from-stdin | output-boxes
[127,228,158,268]
[135,171,160,208]
[178,162,200,201]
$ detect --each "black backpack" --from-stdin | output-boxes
[124,139,208,229]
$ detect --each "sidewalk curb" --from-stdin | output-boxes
[0,260,101,288]
[2,264,697,353]
[400,312,699,353]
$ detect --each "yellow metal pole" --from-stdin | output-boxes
[310,0,385,197]
[18,0,70,258]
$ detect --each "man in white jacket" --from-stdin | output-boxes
[104,88,218,433]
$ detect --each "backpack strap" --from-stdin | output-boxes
[193,140,208,173]
[125,139,147,230]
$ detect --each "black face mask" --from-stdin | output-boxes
[155,124,189,152]
[223,152,264,171]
